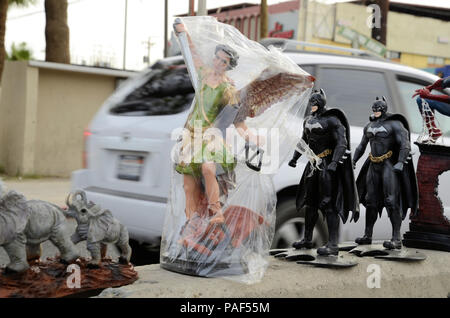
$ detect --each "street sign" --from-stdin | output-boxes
[337,25,387,57]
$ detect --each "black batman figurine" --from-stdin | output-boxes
[289,89,359,256]
[353,97,418,249]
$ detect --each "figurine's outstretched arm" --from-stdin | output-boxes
[234,121,264,146]
[413,89,450,104]
[426,76,450,91]
[353,127,369,167]
[289,148,302,164]
[413,76,450,103]
[174,21,204,70]
[392,121,411,172]
[328,117,347,171]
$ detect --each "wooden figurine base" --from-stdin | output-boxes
[403,142,450,252]
[0,257,138,298]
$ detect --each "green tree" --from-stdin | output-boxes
[0,0,70,83]
[0,0,35,83]
[7,41,32,60]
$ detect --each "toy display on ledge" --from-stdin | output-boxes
[273,96,428,266]
[0,187,137,298]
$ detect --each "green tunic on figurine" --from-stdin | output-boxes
[175,66,239,178]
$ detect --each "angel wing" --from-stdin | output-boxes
[234,68,315,122]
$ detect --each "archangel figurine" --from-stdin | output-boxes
[288,89,359,256]
[160,16,314,280]
[353,97,418,249]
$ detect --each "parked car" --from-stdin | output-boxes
[71,40,450,257]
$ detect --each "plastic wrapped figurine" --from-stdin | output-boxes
[353,97,418,249]
[413,76,449,143]
[160,16,314,282]
[288,89,359,256]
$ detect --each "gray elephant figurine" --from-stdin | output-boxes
[64,190,132,267]
[0,184,79,273]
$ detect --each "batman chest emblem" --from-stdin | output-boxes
[367,125,388,136]
[305,120,324,131]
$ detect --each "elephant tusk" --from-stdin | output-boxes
[65,192,73,209]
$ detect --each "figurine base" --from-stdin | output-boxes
[269,242,358,258]
[296,255,358,268]
[349,244,427,261]
[272,248,316,261]
[403,230,450,252]
[336,242,359,251]
[0,257,138,298]
[160,256,248,278]
[270,247,358,268]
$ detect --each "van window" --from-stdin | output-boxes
[110,65,194,116]
[318,68,391,126]
[299,65,315,77]
[396,78,450,136]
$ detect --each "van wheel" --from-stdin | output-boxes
[129,239,160,266]
[272,197,328,249]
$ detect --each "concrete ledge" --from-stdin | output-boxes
[97,249,450,298]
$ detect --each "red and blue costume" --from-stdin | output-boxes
[413,76,450,142]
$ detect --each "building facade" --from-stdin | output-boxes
[173,0,450,71]
[211,1,300,41]
[331,1,450,69]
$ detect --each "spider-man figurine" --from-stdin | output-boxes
[413,76,450,143]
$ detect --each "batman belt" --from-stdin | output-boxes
[369,150,393,163]
[317,149,332,158]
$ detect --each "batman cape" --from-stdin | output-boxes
[296,108,360,223]
[356,113,418,220]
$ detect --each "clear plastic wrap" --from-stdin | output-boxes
[160,16,314,283]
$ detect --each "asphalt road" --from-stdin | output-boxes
[0,177,120,267]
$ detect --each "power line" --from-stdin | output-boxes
[7,0,88,21]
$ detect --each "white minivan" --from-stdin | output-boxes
[71,40,450,257]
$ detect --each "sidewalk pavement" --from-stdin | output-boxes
[1,177,71,206]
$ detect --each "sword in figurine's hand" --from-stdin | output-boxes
[173,18,198,92]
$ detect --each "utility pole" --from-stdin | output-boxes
[260,0,268,39]
[123,0,128,69]
[371,0,389,45]
[299,0,308,42]
[164,0,169,58]
[142,37,155,66]
[189,0,195,16]
[198,0,207,16]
